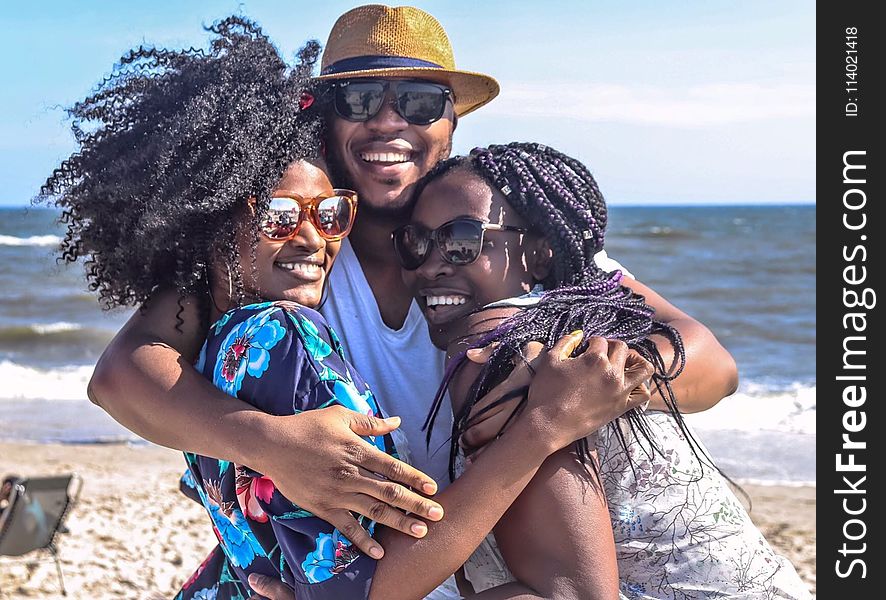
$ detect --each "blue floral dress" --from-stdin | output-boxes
[176,301,400,600]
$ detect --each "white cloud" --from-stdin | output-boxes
[485,82,815,127]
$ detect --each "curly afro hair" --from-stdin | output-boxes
[38,16,324,327]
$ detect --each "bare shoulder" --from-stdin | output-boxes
[115,288,205,361]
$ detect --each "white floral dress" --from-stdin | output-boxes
[463,411,812,599]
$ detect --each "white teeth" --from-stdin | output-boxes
[360,152,411,163]
[276,262,321,275]
[425,295,468,307]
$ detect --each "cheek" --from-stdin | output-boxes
[255,239,278,267]
[421,122,453,159]
[401,268,418,289]
[324,241,340,267]
[328,120,352,155]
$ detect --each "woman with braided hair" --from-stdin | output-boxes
[397,142,811,599]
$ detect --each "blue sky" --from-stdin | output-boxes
[0,1,815,207]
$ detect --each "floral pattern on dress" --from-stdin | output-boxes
[302,529,363,583]
[236,466,274,523]
[213,312,287,396]
[462,412,812,600]
[177,302,401,600]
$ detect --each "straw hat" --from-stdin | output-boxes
[316,5,499,117]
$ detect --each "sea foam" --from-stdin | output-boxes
[0,360,93,402]
[0,234,62,247]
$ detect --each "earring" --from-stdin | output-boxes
[226,262,233,301]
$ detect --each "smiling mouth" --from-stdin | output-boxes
[421,293,472,325]
[274,260,323,279]
[359,151,414,165]
[425,294,468,307]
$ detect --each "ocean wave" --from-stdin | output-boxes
[0,234,61,247]
[0,323,114,352]
[26,322,82,334]
[0,360,92,401]
[683,382,815,436]
[618,226,699,240]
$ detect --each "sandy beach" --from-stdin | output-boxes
[0,441,816,599]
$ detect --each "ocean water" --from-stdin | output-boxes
[0,205,815,484]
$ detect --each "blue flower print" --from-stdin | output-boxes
[622,580,648,598]
[616,504,645,536]
[213,310,287,396]
[207,499,265,569]
[301,530,362,583]
[192,587,218,600]
[331,380,385,451]
[181,469,198,490]
[287,313,332,362]
[212,312,232,335]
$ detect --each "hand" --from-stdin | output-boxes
[247,573,292,600]
[523,332,653,452]
[254,405,444,559]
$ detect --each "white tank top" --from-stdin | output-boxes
[321,241,631,488]
[321,239,454,487]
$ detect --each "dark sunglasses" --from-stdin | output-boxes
[254,189,358,242]
[331,79,453,125]
[392,217,528,271]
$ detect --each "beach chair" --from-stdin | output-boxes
[0,474,82,596]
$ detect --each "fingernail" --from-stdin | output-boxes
[428,506,444,520]
[422,482,437,495]
[385,416,401,426]
[369,546,384,559]
[466,348,481,356]
[411,522,428,537]
[570,329,583,336]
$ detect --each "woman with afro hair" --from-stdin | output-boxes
[39,17,648,600]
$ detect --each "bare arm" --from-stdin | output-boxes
[88,289,444,556]
[620,276,738,413]
[368,334,648,600]
[487,446,617,600]
[457,339,622,600]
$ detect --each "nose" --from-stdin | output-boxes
[288,218,325,255]
[414,243,455,281]
[366,91,409,133]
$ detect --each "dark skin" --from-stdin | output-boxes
[252,332,640,600]
[206,161,641,599]
[400,171,637,598]
[88,77,737,560]
[443,320,625,600]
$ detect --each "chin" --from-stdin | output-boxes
[277,287,323,308]
[428,321,466,352]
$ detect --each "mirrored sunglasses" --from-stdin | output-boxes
[392,217,528,271]
[260,189,358,242]
[332,79,453,126]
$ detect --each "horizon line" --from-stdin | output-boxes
[0,200,817,210]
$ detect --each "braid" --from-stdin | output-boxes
[416,143,696,481]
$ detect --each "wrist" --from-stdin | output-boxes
[234,409,281,472]
[507,413,560,459]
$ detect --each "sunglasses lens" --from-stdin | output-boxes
[315,194,353,238]
[335,81,385,121]
[396,82,448,125]
[262,198,302,239]
[393,225,430,270]
[438,220,483,265]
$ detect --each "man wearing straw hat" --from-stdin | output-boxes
[87,4,738,595]
[309,2,735,515]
